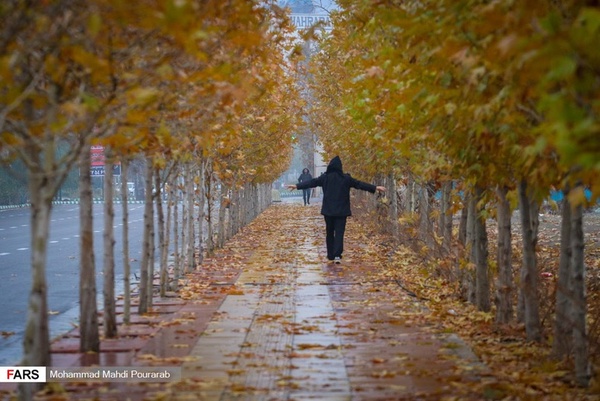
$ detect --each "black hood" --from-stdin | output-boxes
[326,156,343,174]
[302,168,310,174]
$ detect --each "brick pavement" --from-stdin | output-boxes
[1,199,489,401]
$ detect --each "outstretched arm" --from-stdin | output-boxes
[291,177,321,191]
[351,177,386,194]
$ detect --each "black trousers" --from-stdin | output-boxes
[302,188,311,204]
[324,215,347,260]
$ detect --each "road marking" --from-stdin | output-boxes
[16,248,28,251]
[50,241,59,244]
[0,253,9,256]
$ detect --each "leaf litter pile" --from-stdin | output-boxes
[20,203,600,400]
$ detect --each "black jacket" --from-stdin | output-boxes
[298,169,312,184]
[296,156,376,217]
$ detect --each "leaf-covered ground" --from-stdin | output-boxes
[355,205,600,401]
[6,201,598,401]
[163,203,490,400]
[168,201,599,400]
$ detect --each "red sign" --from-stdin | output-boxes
[91,146,104,167]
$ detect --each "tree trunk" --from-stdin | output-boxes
[495,186,513,324]
[251,184,258,220]
[241,185,247,225]
[163,173,173,295]
[258,183,265,212]
[155,168,168,298]
[474,186,490,312]
[553,188,572,357]
[148,171,156,308]
[517,180,541,342]
[406,174,416,213]
[388,173,399,239]
[458,195,468,247]
[217,184,229,248]
[103,153,117,338]
[463,194,476,304]
[19,177,53,400]
[229,187,239,238]
[570,197,590,386]
[120,160,131,324]
[237,186,244,234]
[171,173,180,292]
[235,187,241,235]
[185,164,195,272]
[438,182,446,238]
[242,185,249,226]
[138,159,153,314]
[205,163,214,256]
[441,181,453,252]
[197,161,207,260]
[418,182,433,247]
[79,147,100,352]
[180,175,187,274]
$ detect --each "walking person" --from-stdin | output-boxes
[298,168,313,205]
[288,156,386,264]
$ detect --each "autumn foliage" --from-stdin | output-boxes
[307,0,599,390]
[1,0,599,399]
[0,1,303,399]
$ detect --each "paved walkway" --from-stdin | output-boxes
[1,199,488,401]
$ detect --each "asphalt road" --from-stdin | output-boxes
[0,203,149,365]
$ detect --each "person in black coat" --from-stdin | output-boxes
[288,156,386,263]
[298,168,313,205]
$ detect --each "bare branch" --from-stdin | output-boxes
[516,103,543,125]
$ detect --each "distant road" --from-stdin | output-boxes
[0,203,148,365]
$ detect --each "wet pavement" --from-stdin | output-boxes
[1,199,489,400]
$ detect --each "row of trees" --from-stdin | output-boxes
[307,0,598,387]
[0,1,304,399]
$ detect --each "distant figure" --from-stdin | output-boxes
[298,168,313,206]
[288,156,386,264]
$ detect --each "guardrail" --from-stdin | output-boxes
[0,200,147,210]
[279,190,303,198]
